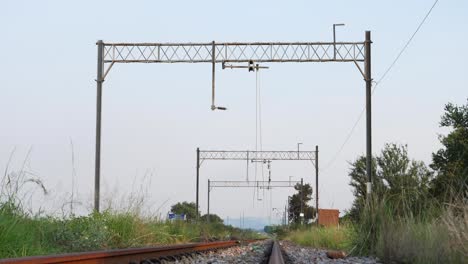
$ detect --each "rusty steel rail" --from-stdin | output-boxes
[268,241,285,264]
[0,240,241,264]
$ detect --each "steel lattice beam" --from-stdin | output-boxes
[199,150,316,161]
[207,179,303,223]
[102,42,365,64]
[209,180,301,188]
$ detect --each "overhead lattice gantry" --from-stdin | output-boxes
[93,32,372,217]
[206,179,304,223]
[98,41,367,83]
[102,41,365,64]
[196,147,319,222]
[209,180,302,188]
[199,150,316,162]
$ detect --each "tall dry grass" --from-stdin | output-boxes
[353,191,466,263]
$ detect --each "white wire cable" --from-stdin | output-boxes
[254,69,258,204]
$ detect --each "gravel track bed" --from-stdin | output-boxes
[280,241,380,264]
[150,240,271,264]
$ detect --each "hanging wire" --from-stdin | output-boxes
[258,68,265,201]
[254,67,259,203]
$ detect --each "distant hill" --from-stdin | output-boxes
[225,217,281,231]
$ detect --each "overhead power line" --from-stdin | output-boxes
[321,0,440,172]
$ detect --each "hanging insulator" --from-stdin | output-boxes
[248,60,254,72]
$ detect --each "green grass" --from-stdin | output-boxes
[0,206,54,257]
[284,225,355,252]
[0,204,264,259]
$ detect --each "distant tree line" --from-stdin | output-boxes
[169,201,223,224]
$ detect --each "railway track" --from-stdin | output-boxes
[266,240,286,264]
[0,240,239,264]
[0,239,287,264]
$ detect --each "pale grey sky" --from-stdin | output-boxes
[1,0,466,226]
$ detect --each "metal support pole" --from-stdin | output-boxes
[364,31,373,198]
[207,179,210,223]
[300,178,304,225]
[196,147,200,220]
[333,24,345,60]
[246,151,249,181]
[94,40,104,213]
[315,145,319,226]
[284,205,287,225]
[297,143,302,159]
[333,26,336,60]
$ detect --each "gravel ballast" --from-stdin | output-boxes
[280,241,380,264]
[149,240,271,264]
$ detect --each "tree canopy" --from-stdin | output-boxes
[288,183,315,224]
[430,99,468,200]
[200,213,224,224]
[170,202,200,221]
[348,143,432,219]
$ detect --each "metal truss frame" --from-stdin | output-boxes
[209,180,302,188]
[206,179,303,223]
[197,147,318,222]
[93,32,373,216]
[101,41,364,65]
[199,150,316,161]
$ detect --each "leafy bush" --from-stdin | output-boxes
[48,213,112,252]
